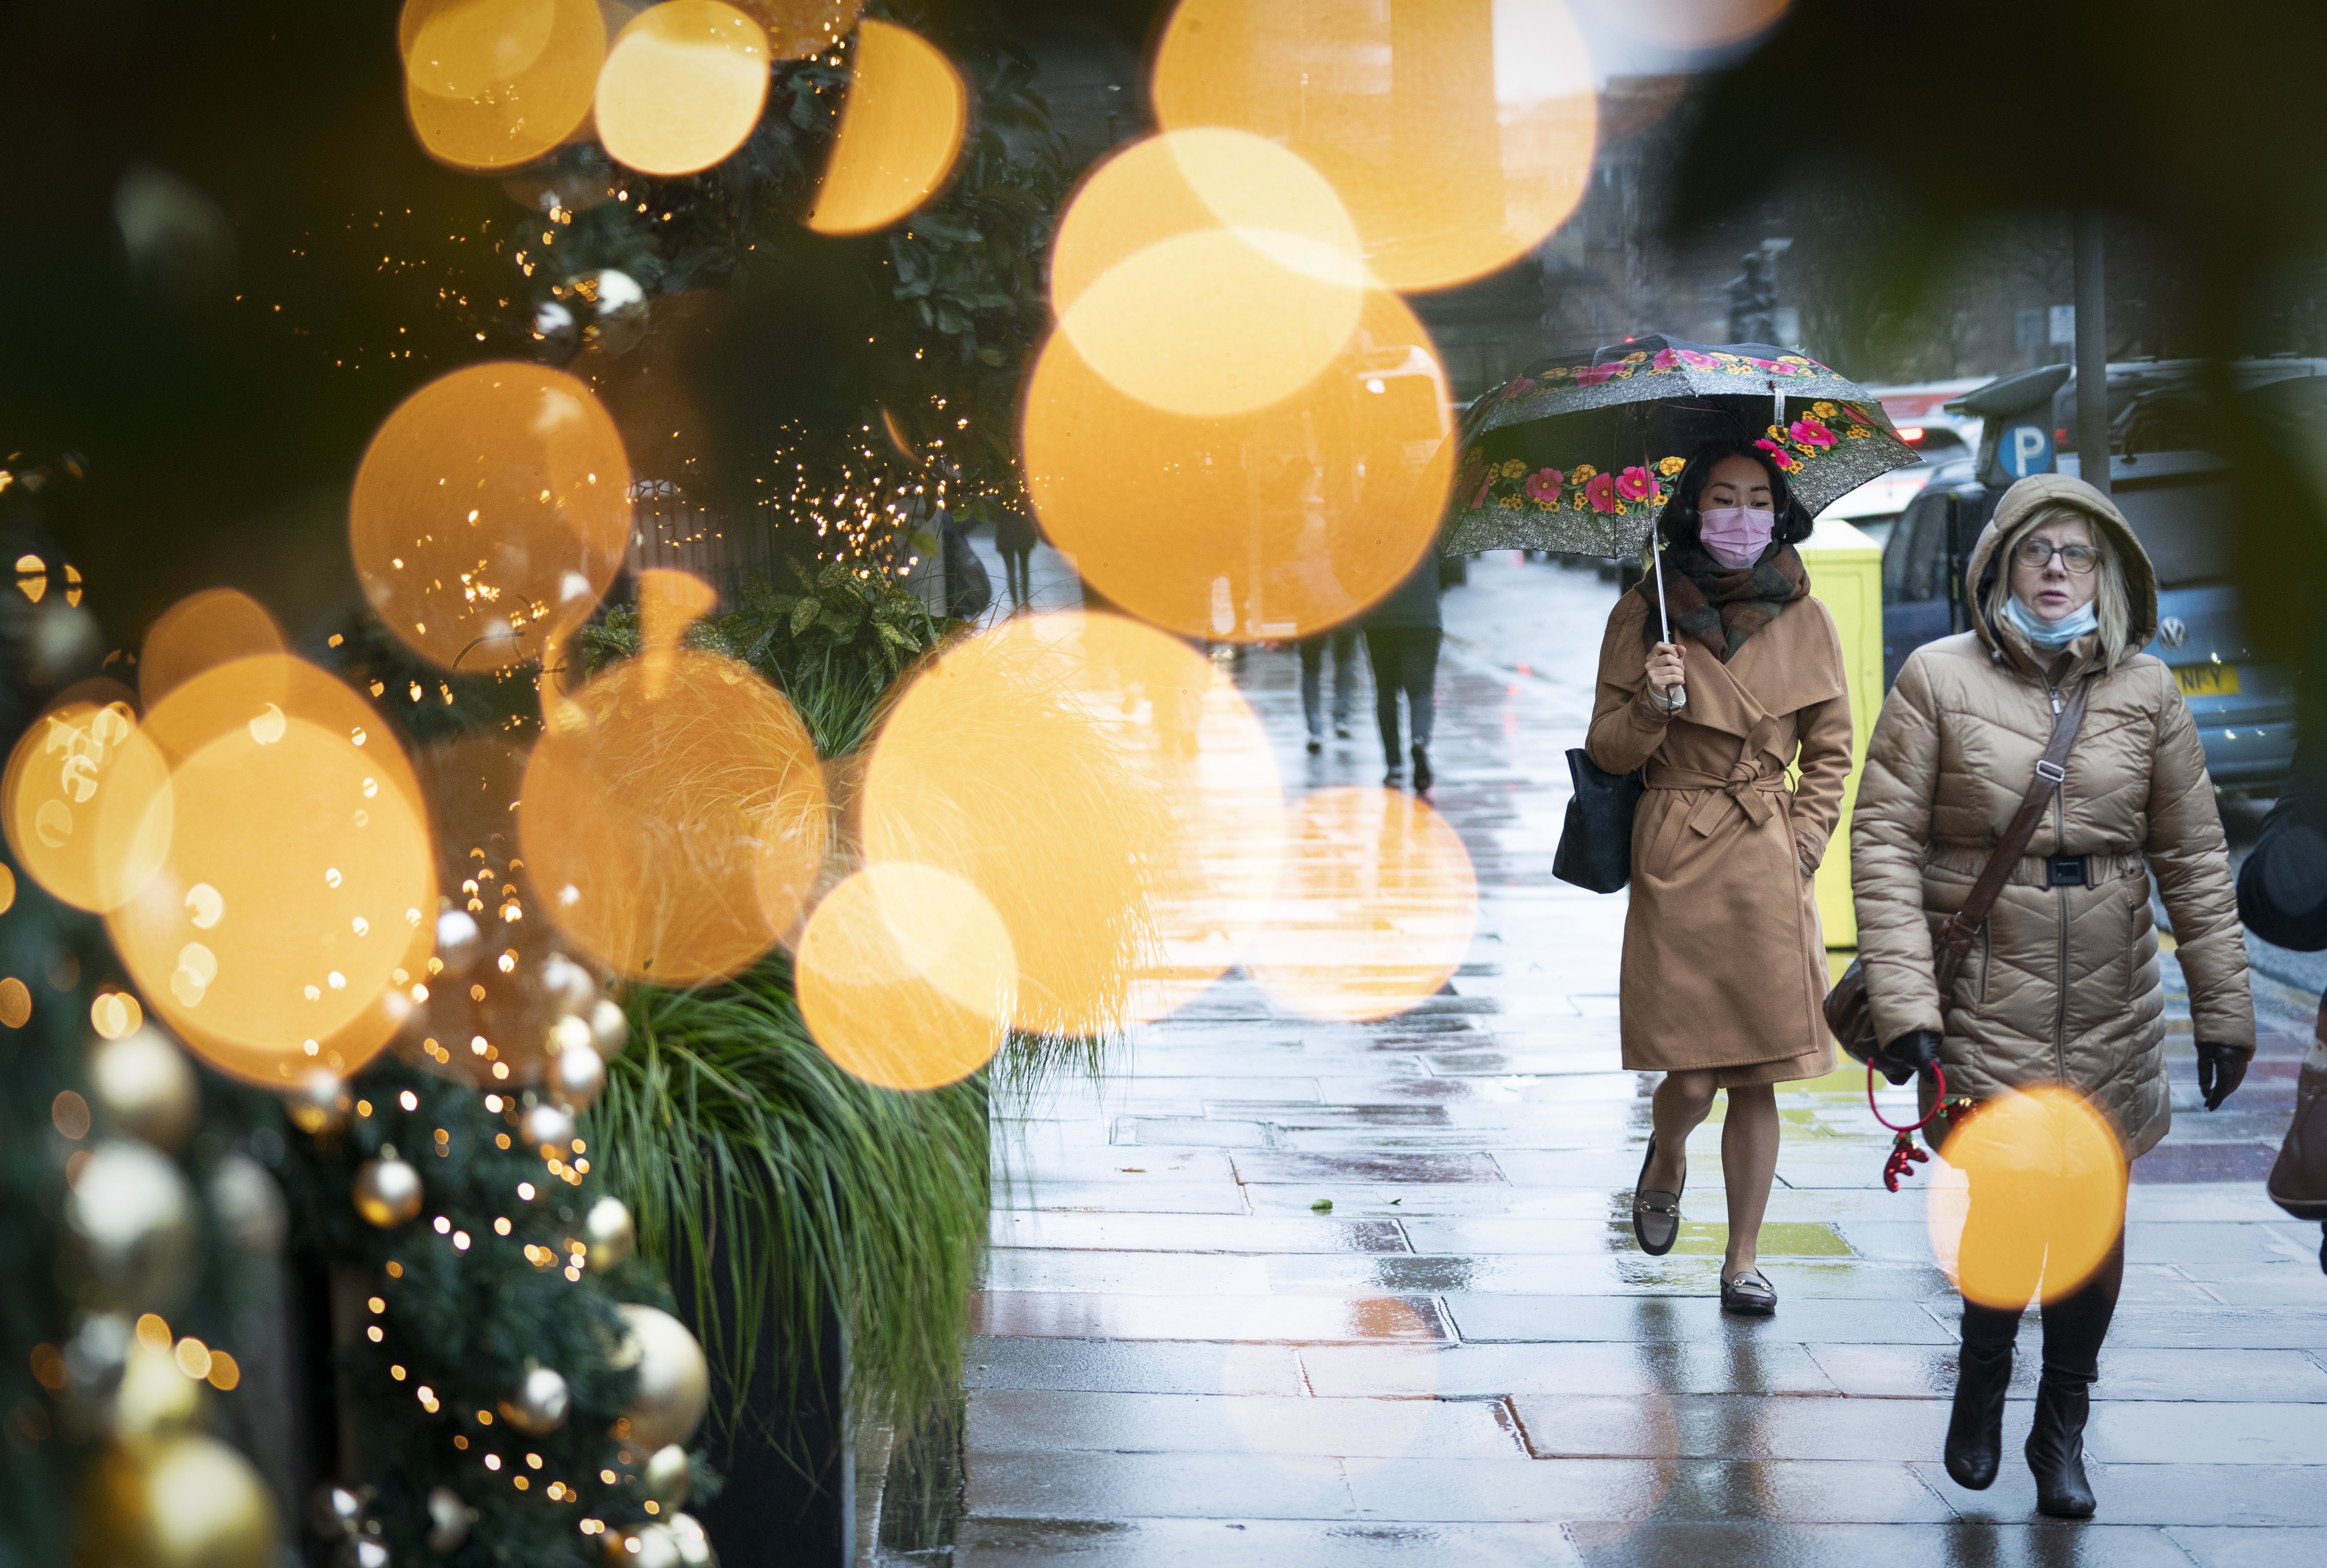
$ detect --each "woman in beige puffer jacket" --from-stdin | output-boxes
[1851,472,2253,1520]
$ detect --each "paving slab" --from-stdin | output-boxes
[1568,1522,2198,1568]
[1446,1294,1956,1346]
[988,1212,1404,1254]
[967,1389,1526,1459]
[971,1290,1452,1343]
[955,1516,1585,1566]
[2165,1526,2327,1568]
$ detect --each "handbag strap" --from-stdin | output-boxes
[1933,674,2094,986]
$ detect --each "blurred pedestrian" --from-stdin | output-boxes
[2238,739,2327,1270]
[937,506,991,621]
[1586,438,1852,1320]
[1297,627,1359,754]
[994,507,1039,609]
[1361,552,1442,789]
[1852,473,2254,1519]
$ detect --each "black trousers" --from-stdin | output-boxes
[1297,627,1360,737]
[1958,1191,2127,1386]
[999,545,1032,604]
[1363,626,1440,761]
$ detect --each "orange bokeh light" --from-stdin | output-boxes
[401,0,607,172]
[521,647,825,986]
[738,0,863,60]
[1151,0,1597,293]
[796,864,1013,1090]
[596,1,771,177]
[3,695,173,914]
[1926,1085,2129,1310]
[861,613,1189,1039]
[138,589,285,711]
[1245,786,1477,1023]
[349,362,631,673]
[1022,287,1452,642]
[805,18,966,235]
[1049,129,1367,419]
[106,657,435,1086]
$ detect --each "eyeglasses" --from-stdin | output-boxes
[2011,538,2101,574]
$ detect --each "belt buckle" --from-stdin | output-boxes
[2046,854,2088,887]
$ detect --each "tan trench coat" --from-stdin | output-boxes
[1849,474,2254,1156]
[1586,585,1854,1081]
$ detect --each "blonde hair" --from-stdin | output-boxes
[1986,503,2131,666]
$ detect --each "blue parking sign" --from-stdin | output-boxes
[1999,422,2054,479]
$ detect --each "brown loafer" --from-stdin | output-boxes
[1631,1136,1683,1256]
[1720,1267,1777,1315]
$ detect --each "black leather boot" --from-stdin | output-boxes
[1943,1341,2012,1489]
[2026,1376,2097,1518]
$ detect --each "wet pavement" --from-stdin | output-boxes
[955,551,2327,1566]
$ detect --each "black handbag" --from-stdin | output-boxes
[1551,747,1643,894]
[2267,995,2327,1226]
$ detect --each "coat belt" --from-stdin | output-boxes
[1644,764,1789,834]
[1924,843,2148,886]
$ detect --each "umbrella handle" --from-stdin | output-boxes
[1650,541,1686,714]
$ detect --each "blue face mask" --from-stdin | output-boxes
[2001,594,2098,650]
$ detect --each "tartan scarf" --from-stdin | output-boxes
[1634,543,1811,662]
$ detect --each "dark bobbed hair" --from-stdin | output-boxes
[1654,438,1816,553]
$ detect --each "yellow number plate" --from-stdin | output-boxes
[2175,663,2241,698]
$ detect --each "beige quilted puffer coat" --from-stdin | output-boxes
[1851,474,2254,1156]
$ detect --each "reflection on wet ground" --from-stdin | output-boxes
[956,555,2327,1565]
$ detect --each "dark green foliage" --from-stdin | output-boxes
[585,953,989,1443]
[576,559,956,757]
[277,1057,706,1565]
[0,880,105,1568]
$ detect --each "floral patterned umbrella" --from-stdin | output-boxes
[1441,335,1923,557]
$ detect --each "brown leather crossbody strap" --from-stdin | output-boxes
[1931,675,2094,989]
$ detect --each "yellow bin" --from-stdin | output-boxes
[1798,515,1885,951]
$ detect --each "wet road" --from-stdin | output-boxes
[953,551,2327,1566]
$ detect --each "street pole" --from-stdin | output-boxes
[2073,211,2109,498]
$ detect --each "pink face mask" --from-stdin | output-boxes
[1698,506,1776,570]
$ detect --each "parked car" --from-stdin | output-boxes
[1880,446,2296,793]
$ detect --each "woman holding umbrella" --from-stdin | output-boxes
[1585,437,1854,1315]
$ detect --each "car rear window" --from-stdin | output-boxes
[2111,478,2237,588]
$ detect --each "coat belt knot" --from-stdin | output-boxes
[1645,762,1788,835]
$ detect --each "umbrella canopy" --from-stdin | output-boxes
[1442,335,1923,556]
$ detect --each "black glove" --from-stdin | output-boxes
[1874,1028,1943,1087]
[2195,1042,2249,1110]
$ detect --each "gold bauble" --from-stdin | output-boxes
[307,1483,366,1539]
[540,953,599,1015]
[284,1070,348,1136]
[498,1363,571,1434]
[352,1158,424,1228]
[667,1513,716,1568]
[547,1013,595,1059]
[423,1486,474,1553]
[520,1101,577,1151]
[546,1041,605,1112]
[77,1431,279,1568]
[604,1523,681,1568]
[330,1538,389,1568]
[86,1027,201,1152]
[583,1195,636,1273]
[65,1140,198,1313]
[640,1443,691,1508]
[588,997,630,1059]
[114,1343,202,1437]
[612,1304,709,1449]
